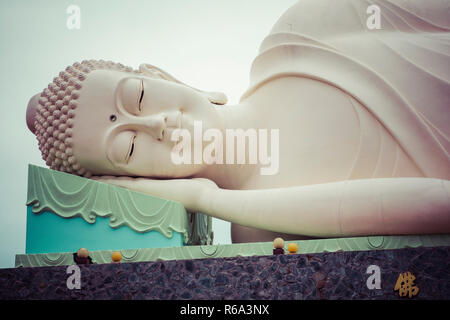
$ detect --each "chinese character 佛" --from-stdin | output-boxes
[394,271,419,298]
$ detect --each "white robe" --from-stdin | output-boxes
[241,0,450,179]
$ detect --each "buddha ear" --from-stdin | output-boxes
[139,63,227,105]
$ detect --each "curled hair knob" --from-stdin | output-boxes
[26,93,41,134]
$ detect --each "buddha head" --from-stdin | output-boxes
[27,60,227,178]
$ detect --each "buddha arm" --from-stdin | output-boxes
[95,176,450,237]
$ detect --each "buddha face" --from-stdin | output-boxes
[71,69,220,178]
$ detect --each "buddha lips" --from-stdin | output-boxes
[170,121,280,176]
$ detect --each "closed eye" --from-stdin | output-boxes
[129,141,135,157]
[126,135,136,163]
[138,79,144,112]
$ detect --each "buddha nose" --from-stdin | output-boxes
[26,93,41,134]
[133,114,168,141]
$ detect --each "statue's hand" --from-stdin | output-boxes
[91,176,218,212]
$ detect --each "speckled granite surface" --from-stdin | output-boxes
[1,246,449,300]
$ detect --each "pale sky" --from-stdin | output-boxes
[0,0,297,268]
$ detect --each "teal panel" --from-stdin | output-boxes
[26,206,184,254]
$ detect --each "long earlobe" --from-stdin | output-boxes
[139,63,228,105]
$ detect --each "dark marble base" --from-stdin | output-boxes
[1,247,449,300]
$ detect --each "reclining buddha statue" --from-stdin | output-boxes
[26,0,450,243]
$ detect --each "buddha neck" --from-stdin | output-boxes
[191,101,267,189]
[214,101,256,130]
